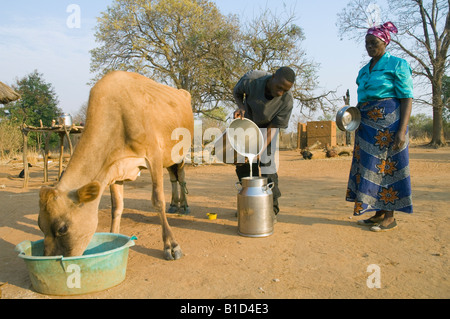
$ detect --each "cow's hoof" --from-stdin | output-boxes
[179,205,190,215]
[164,245,183,261]
[164,249,174,260]
[167,205,179,214]
[173,246,183,260]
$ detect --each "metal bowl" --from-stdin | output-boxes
[336,106,361,132]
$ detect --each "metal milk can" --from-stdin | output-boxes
[236,177,275,237]
[59,113,73,127]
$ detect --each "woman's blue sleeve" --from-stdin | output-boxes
[394,60,414,99]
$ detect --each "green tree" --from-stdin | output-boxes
[6,70,62,148]
[7,70,61,127]
[337,0,449,147]
[409,113,433,138]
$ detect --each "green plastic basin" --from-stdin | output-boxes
[15,233,136,296]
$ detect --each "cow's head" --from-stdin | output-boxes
[38,182,101,257]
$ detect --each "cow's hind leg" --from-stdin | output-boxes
[148,159,182,260]
[176,162,190,215]
[110,182,124,233]
[167,163,190,215]
[167,165,180,214]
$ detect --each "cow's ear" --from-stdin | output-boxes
[76,182,101,204]
[39,186,58,205]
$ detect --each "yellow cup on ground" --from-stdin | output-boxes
[207,213,217,220]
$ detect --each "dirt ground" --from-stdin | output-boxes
[0,146,449,299]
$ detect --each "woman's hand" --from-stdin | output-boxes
[393,129,407,150]
[393,98,412,150]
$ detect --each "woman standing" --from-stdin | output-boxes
[346,22,414,232]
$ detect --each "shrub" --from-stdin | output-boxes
[0,118,22,159]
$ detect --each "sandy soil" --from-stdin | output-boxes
[0,146,449,299]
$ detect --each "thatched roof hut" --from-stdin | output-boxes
[0,81,21,104]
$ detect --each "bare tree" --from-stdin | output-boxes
[90,0,240,120]
[241,9,339,118]
[337,0,449,147]
[91,0,338,122]
[73,102,88,125]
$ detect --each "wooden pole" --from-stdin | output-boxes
[63,124,74,155]
[21,127,29,188]
[43,132,50,183]
[58,132,65,181]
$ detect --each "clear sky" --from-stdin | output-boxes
[1,0,418,129]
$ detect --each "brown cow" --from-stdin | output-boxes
[38,71,194,260]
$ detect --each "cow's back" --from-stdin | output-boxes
[84,71,193,159]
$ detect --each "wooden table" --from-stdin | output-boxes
[20,124,84,188]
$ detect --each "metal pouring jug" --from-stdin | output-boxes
[213,118,264,165]
[236,177,275,237]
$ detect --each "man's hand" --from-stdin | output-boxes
[234,109,245,119]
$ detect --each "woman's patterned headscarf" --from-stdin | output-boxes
[367,22,398,45]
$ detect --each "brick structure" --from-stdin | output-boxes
[306,121,337,147]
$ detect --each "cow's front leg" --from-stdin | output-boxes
[150,160,182,260]
[110,182,124,233]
